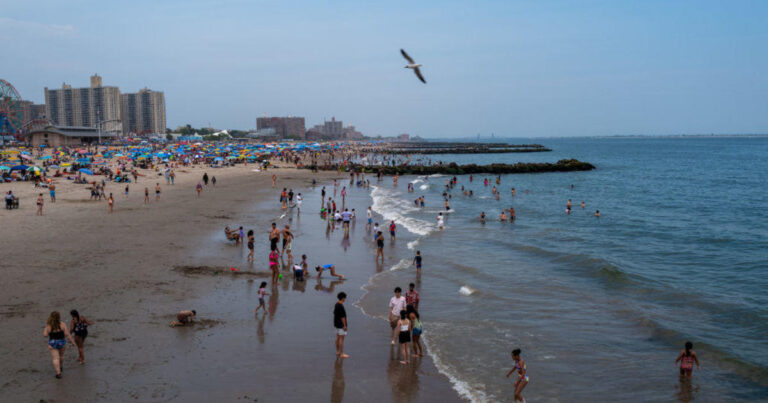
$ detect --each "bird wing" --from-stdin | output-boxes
[414,67,426,84]
[400,49,415,64]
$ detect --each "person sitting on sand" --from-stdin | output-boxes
[170,310,196,327]
[225,226,240,242]
[316,264,345,279]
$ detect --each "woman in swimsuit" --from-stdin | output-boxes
[675,341,701,378]
[269,249,280,282]
[397,310,411,364]
[44,311,76,378]
[69,310,94,364]
[505,348,528,402]
[247,230,255,262]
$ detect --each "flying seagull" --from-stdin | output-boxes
[401,49,426,84]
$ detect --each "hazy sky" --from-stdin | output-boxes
[2,0,767,137]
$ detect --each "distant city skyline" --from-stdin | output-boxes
[2,1,767,137]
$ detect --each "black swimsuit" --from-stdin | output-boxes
[73,319,88,338]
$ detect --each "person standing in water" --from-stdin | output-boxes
[675,341,701,378]
[375,231,385,263]
[505,348,528,402]
[397,310,412,364]
[44,311,76,378]
[255,282,268,313]
[388,287,406,345]
[247,230,255,263]
[69,310,93,364]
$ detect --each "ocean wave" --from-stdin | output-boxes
[459,285,476,296]
[389,258,412,272]
[422,335,489,402]
[371,185,435,236]
[407,239,420,250]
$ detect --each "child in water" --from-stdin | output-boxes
[255,282,268,313]
[505,348,528,402]
[675,341,701,378]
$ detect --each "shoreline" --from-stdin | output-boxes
[0,165,462,402]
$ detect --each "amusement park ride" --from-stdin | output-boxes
[0,79,25,140]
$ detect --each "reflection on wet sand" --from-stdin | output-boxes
[331,358,345,403]
[387,344,421,401]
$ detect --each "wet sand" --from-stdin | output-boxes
[0,166,460,402]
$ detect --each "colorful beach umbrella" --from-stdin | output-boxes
[78,168,94,175]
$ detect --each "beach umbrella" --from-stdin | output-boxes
[0,166,9,171]
[10,165,29,171]
[76,158,91,164]
[27,166,42,173]
[20,154,33,160]
[48,165,60,170]
[78,168,94,175]
[41,155,52,160]
[61,163,72,167]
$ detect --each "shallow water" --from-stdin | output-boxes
[357,137,768,402]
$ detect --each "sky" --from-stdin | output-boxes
[2,0,767,137]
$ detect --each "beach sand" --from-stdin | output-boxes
[0,165,460,402]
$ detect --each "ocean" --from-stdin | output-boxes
[354,136,768,402]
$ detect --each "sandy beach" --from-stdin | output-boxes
[0,164,460,402]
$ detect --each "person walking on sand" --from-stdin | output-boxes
[397,310,411,364]
[143,187,150,206]
[125,184,129,198]
[408,306,423,357]
[334,292,349,358]
[272,174,277,187]
[203,172,209,186]
[247,230,255,262]
[505,348,529,402]
[255,282,268,313]
[155,183,162,201]
[69,310,93,364]
[108,193,114,213]
[170,310,196,327]
[196,182,202,197]
[388,287,406,345]
[44,311,76,378]
[49,183,56,203]
[212,176,217,187]
[675,341,701,378]
[36,193,44,216]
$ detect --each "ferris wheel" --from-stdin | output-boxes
[0,78,24,136]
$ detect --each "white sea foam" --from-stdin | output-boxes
[389,258,411,272]
[407,239,420,250]
[371,185,435,236]
[423,336,489,402]
[419,184,429,190]
[459,285,476,296]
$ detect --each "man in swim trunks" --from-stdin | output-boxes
[269,223,280,251]
[389,220,396,241]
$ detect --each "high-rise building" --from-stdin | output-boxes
[323,117,343,137]
[257,116,305,139]
[121,88,166,135]
[44,74,122,133]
